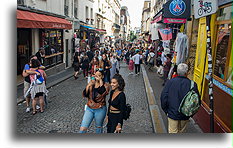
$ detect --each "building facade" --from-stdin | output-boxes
[17,0,73,78]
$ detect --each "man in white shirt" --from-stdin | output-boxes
[133,49,142,75]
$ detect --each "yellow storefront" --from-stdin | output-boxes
[193,2,232,132]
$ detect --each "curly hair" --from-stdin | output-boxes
[112,74,125,91]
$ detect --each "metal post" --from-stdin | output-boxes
[206,15,214,133]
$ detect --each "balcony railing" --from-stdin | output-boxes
[113,23,120,30]
[64,5,69,16]
[17,0,24,5]
[74,7,78,18]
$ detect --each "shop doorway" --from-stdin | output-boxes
[65,39,69,68]
[17,28,32,75]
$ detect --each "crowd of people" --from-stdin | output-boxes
[21,39,200,133]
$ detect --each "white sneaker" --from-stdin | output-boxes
[26,107,30,113]
[36,105,40,110]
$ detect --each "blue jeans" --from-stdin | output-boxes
[79,105,107,133]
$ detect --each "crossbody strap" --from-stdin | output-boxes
[190,80,194,90]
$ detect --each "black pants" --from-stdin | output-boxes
[107,113,123,133]
[135,64,140,74]
[163,70,169,84]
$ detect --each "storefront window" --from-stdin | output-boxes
[214,23,231,79]
[40,29,64,68]
[217,5,232,21]
[40,29,63,55]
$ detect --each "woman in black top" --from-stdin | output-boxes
[107,74,126,133]
[73,52,80,79]
[102,54,112,83]
[80,52,90,78]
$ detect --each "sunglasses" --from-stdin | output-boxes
[91,76,95,80]
[96,68,103,71]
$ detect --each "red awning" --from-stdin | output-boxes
[17,10,72,29]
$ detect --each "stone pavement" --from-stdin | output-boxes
[16,62,153,133]
[143,64,203,133]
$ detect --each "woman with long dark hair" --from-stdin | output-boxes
[73,51,80,79]
[102,53,112,83]
[79,69,110,133]
[107,74,126,133]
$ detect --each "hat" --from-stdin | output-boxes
[164,48,170,55]
[135,49,140,53]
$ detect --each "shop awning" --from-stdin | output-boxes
[17,10,72,29]
[80,25,95,30]
[96,29,106,34]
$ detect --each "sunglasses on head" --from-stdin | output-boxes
[96,68,103,71]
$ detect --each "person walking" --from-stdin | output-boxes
[160,63,200,133]
[128,53,134,75]
[132,49,142,75]
[73,51,80,79]
[80,53,90,78]
[110,54,118,80]
[79,69,110,133]
[102,54,112,83]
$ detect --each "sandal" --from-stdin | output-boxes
[40,110,44,113]
[32,111,37,115]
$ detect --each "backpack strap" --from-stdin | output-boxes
[190,80,194,90]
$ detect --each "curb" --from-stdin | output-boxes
[16,73,73,105]
[141,64,167,133]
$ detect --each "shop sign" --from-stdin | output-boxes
[163,0,191,19]
[151,12,163,24]
[194,0,218,19]
[218,0,232,6]
[163,18,186,23]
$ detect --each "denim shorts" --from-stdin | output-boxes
[80,105,107,133]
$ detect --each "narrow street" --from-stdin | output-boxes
[17,62,153,133]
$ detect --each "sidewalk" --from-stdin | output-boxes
[142,64,203,133]
[16,67,74,104]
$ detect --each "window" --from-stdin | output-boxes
[213,5,232,86]
[64,0,69,16]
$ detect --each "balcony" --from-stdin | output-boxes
[64,5,69,16]
[74,7,78,18]
[113,23,120,30]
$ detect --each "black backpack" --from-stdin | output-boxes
[123,103,131,120]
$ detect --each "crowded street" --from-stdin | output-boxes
[16,0,232,135]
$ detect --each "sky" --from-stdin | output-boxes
[120,0,145,29]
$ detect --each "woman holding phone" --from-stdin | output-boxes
[79,69,110,133]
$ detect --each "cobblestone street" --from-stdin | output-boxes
[17,62,153,133]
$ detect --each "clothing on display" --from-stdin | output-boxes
[174,33,189,65]
[162,40,170,49]
[159,28,173,41]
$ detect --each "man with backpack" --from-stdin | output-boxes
[160,63,200,133]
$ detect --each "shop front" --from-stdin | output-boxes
[17,9,72,76]
[192,1,232,133]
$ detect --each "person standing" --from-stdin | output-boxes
[35,47,45,65]
[162,54,172,86]
[22,55,42,112]
[160,63,200,133]
[29,59,48,115]
[107,74,126,133]
[132,49,142,75]
[79,69,109,133]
